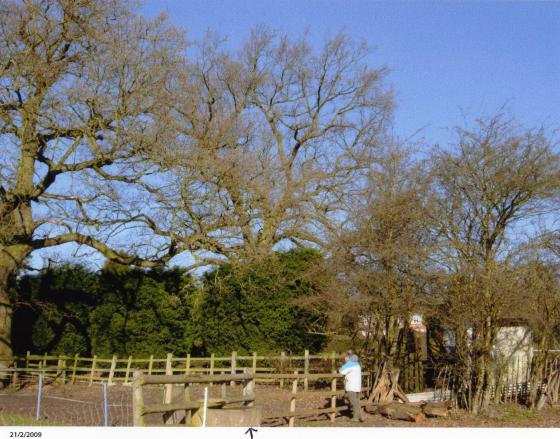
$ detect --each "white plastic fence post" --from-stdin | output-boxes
[35,373,43,421]
[103,382,109,426]
[202,386,208,427]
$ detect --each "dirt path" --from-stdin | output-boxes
[296,404,560,428]
[2,381,560,427]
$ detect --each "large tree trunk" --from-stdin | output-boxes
[0,246,30,374]
[0,260,15,372]
[0,186,36,374]
[471,356,486,415]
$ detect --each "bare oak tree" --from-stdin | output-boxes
[0,0,187,364]
[164,28,393,263]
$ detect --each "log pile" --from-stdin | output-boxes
[367,361,409,404]
[370,401,453,423]
[421,400,454,417]
[374,403,425,422]
[365,358,453,423]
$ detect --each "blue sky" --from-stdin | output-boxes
[30,1,560,270]
[141,0,560,145]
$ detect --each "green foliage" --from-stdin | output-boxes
[12,249,326,357]
[12,264,194,357]
[89,264,193,357]
[187,249,327,355]
[13,265,98,355]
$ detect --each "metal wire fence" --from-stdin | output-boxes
[0,371,133,426]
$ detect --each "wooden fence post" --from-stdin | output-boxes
[164,353,174,424]
[210,353,215,386]
[56,355,63,383]
[280,351,286,389]
[183,380,192,425]
[330,374,337,423]
[108,355,117,386]
[89,355,97,386]
[402,354,414,392]
[132,370,145,426]
[230,351,237,386]
[165,353,173,377]
[417,353,423,392]
[148,355,154,375]
[304,349,309,391]
[71,354,78,384]
[11,369,18,390]
[330,354,337,423]
[252,352,257,373]
[515,356,521,403]
[25,351,30,371]
[289,371,298,427]
[221,371,227,398]
[62,356,68,383]
[242,367,255,407]
[185,354,191,375]
[124,356,133,385]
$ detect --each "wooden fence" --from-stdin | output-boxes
[397,352,425,393]
[131,370,375,427]
[432,353,560,406]
[1,350,372,387]
[132,370,257,426]
[1,350,428,395]
[257,372,376,427]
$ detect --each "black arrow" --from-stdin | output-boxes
[245,427,258,439]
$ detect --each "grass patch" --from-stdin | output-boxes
[0,414,65,426]
[495,404,537,422]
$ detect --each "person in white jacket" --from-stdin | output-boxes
[339,350,364,422]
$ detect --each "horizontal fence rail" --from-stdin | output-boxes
[0,350,383,388]
[132,369,257,426]
[130,370,375,427]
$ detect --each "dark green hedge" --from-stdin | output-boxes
[11,249,326,357]
[188,248,326,355]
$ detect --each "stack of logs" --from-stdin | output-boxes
[365,360,453,423]
[369,401,454,423]
[367,361,409,404]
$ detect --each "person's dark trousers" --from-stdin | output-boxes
[345,391,363,421]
